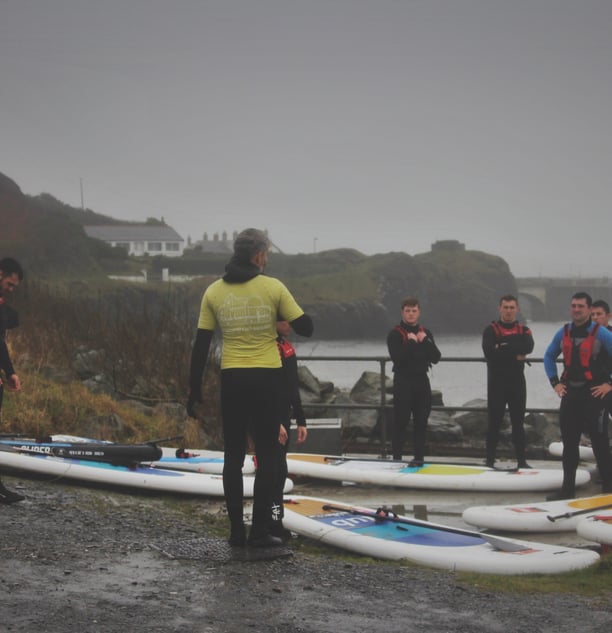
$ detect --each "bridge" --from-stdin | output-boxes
[517,277,612,320]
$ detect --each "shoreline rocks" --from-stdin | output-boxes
[298,368,560,458]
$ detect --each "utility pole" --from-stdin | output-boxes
[79,177,85,209]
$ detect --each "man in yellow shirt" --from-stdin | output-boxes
[188,229,313,547]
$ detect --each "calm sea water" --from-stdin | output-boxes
[293,321,565,410]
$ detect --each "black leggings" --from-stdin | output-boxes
[271,419,291,526]
[221,367,282,539]
[560,386,612,495]
[486,375,527,462]
[391,374,432,461]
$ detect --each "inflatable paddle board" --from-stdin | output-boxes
[463,493,612,533]
[285,454,590,492]
[48,434,257,474]
[576,512,612,546]
[0,448,292,497]
[148,447,256,475]
[282,495,599,574]
[0,437,162,465]
[548,442,595,461]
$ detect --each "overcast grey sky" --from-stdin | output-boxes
[2,1,612,277]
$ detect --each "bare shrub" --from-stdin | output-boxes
[6,279,223,443]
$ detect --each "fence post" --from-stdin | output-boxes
[379,359,388,456]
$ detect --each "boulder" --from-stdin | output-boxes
[350,371,392,403]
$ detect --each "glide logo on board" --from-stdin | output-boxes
[18,445,52,454]
[320,513,374,530]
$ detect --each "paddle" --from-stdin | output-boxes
[547,501,612,522]
[321,504,528,552]
[145,435,184,447]
[321,455,520,473]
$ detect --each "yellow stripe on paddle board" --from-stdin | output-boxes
[286,455,487,475]
[568,494,612,510]
[417,465,486,475]
[284,497,332,517]
[286,454,334,464]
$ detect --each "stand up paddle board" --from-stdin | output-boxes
[576,512,612,546]
[463,493,612,533]
[0,437,162,465]
[282,495,599,574]
[0,448,292,497]
[286,454,590,492]
[548,441,595,461]
[47,435,257,474]
[148,447,256,475]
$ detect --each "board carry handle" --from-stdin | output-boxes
[321,504,527,552]
[547,502,612,522]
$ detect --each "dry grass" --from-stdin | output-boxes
[2,279,223,447]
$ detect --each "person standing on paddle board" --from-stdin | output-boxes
[187,229,313,547]
[482,294,534,469]
[386,296,441,465]
[270,319,307,540]
[0,257,25,504]
[544,292,612,500]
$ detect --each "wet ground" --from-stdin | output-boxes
[1,458,611,633]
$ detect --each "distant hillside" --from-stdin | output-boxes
[0,172,130,277]
[0,172,517,335]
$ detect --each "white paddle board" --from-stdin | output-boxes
[50,434,256,474]
[283,495,599,575]
[463,493,612,533]
[286,454,590,492]
[548,441,595,461]
[149,447,256,475]
[0,448,292,497]
[576,512,612,546]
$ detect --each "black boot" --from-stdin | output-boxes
[247,533,283,548]
[228,523,246,547]
[226,503,246,546]
[0,480,25,504]
[269,521,292,541]
[546,488,575,501]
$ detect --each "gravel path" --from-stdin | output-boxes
[1,474,611,633]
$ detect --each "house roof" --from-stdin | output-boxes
[84,225,184,242]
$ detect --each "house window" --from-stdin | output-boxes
[165,242,180,251]
[147,242,162,251]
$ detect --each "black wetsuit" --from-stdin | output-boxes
[386,322,441,461]
[0,299,18,414]
[482,320,534,465]
[270,335,306,534]
[188,256,313,543]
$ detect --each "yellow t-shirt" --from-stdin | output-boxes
[197,275,305,369]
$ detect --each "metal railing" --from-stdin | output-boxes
[299,355,559,452]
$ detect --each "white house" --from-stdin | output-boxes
[84,224,185,257]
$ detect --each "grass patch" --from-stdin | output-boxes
[0,369,212,447]
[454,550,612,599]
